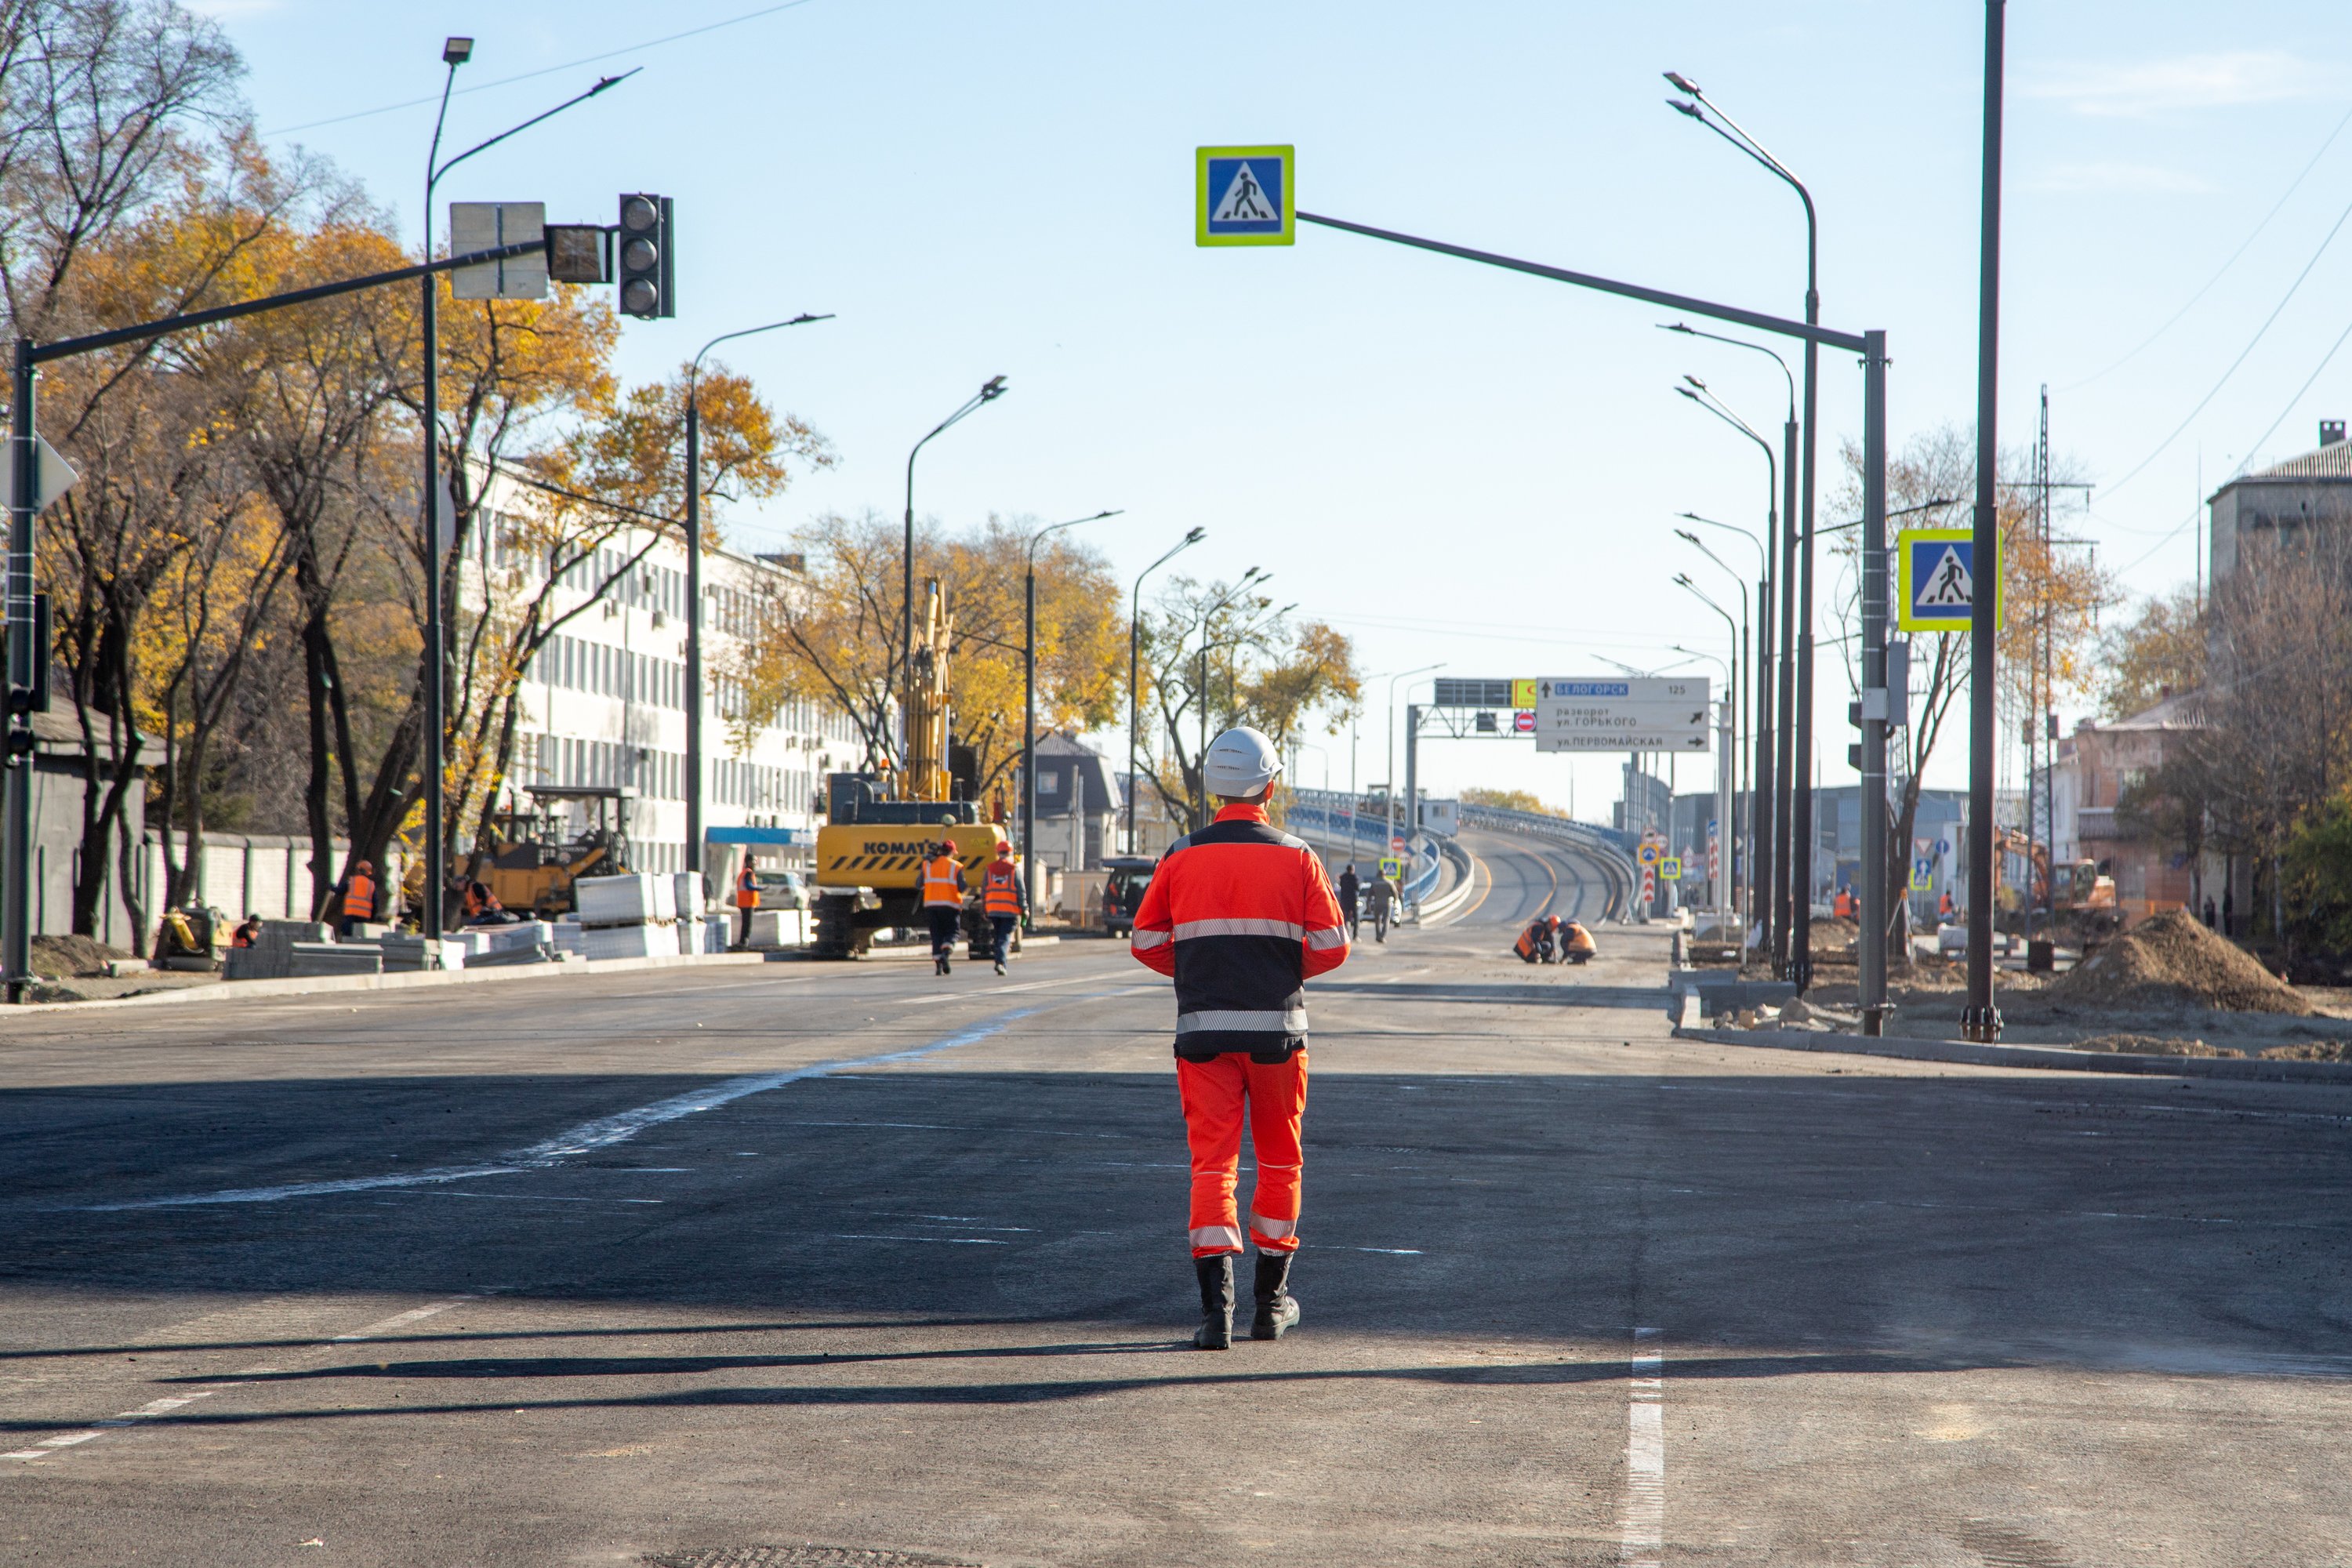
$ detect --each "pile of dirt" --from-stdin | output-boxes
[29,933,127,979]
[2071,1032,2234,1058]
[2259,1040,2352,1062]
[2048,910,2314,1016]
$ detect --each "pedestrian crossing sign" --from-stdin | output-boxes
[1197,146,1294,246]
[1898,527,2002,633]
[1660,856,1682,881]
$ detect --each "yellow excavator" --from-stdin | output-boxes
[811,579,1012,958]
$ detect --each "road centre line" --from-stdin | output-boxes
[1619,1328,1665,1567]
[82,1011,1038,1210]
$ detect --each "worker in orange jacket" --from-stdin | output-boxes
[339,860,376,938]
[920,839,967,976]
[1130,726,1349,1349]
[979,847,1027,975]
[734,857,761,949]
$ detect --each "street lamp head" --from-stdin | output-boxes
[980,375,1009,401]
[1673,572,1693,588]
[1664,70,1702,96]
[1682,374,1708,391]
[1675,528,1700,546]
[442,36,474,65]
[1184,526,1207,543]
[1661,321,1694,336]
[1675,386,1700,402]
[1668,99,1704,121]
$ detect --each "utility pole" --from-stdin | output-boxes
[1963,0,2008,1044]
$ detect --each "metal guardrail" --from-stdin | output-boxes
[1454,803,1640,921]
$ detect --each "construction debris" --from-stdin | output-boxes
[2048,910,2314,1016]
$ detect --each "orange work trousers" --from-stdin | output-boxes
[1176,1051,1307,1258]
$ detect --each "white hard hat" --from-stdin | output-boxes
[1204,725,1283,797]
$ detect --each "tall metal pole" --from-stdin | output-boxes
[683,394,703,873]
[1025,568,1038,898]
[3,342,34,1000]
[684,314,830,879]
[901,378,1007,779]
[1126,528,1203,855]
[420,60,456,938]
[1780,409,1802,966]
[1860,331,1890,1033]
[1964,0,2007,1042]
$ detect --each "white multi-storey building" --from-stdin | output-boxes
[471,480,858,874]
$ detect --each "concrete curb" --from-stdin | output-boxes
[3,949,786,1017]
[1671,1023,2352,1084]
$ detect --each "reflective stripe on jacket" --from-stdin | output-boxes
[342,875,374,920]
[1127,804,1348,1061]
[921,855,965,909]
[982,862,1023,917]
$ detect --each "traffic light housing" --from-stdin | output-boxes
[616,194,673,319]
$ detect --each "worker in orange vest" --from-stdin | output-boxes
[1833,885,1856,920]
[734,856,760,949]
[1129,727,1349,1349]
[339,860,376,938]
[920,839,967,976]
[980,845,1027,975]
[1939,888,1955,921]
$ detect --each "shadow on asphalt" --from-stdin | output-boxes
[1314,980,1669,1010]
[5,1068,2348,1383]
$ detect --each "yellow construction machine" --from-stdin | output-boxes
[477,785,636,919]
[811,580,1012,958]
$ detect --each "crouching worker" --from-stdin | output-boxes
[1130,726,1350,1349]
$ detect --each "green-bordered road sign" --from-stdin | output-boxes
[1196,146,1294,246]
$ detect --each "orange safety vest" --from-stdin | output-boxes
[735,866,760,909]
[343,873,375,920]
[1562,921,1595,955]
[982,862,1022,916]
[1514,922,1540,959]
[921,854,964,909]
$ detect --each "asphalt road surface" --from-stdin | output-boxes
[4,883,2350,1566]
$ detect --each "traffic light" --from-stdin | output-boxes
[616,193,673,319]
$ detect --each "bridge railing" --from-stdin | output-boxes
[1455,803,1640,922]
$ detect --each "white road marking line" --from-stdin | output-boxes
[1621,1329,1664,1567]
[8,1296,485,1464]
[332,1298,469,1343]
[1339,1247,1423,1254]
[83,1011,1036,1210]
[824,1233,1009,1245]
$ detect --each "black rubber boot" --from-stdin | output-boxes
[1192,1254,1234,1350]
[1250,1250,1301,1341]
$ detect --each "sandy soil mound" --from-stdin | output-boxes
[2049,910,2312,1016]
[30,933,128,979]
[2072,1032,2234,1058]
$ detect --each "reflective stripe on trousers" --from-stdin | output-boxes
[1175,1051,1307,1257]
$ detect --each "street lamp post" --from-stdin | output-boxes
[1668,637,1736,917]
[901,376,1007,775]
[1675,533,1748,916]
[419,41,629,936]
[1385,663,1444,852]
[1676,378,1788,966]
[1127,527,1206,854]
[1181,569,1269,828]
[1024,510,1120,907]
[683,314,832,882]
[1665,71,1824,990]
[1675,514,1765,924]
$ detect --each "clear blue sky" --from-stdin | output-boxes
[207,0,2352,812]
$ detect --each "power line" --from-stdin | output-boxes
[2056,97,2352,394]
[2096,178,2352,501]
[263,0,822,138]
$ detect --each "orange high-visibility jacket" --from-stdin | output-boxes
[1515,921,1541,959]
[982,859,1025,917]
[735,866,760,909]
[1561,920,1595,955]
[342,873,375,920]
[1128,803,1349,1062]
[920,854,966,909]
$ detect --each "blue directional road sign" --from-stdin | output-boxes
[1196,146,1294,246]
